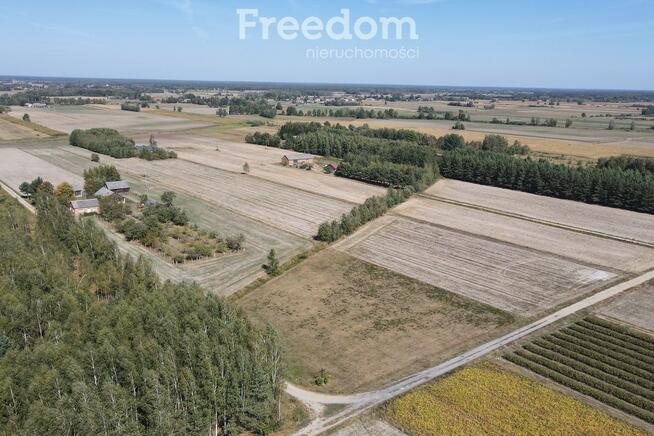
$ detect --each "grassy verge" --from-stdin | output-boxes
[0,114,66,137]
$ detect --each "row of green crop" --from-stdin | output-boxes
[584,317,654,346]
[562,327,654,367]
[551,332,654,378]
[513,349,654,413]
[567,324,654,362]
[577,319,654,354]
[504,353,654,425]
[523,344,654,402]
[534,338,654,389]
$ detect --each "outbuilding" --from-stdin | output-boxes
[281,153,314,167]
[105,180,130,194]
[70,199,99,217]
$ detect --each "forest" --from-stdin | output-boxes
[0,190,284,434]
[251,122,654,214]
[271,122,440,190]
[70,128,177,160]
[439,149,654,214]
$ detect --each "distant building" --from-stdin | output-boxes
[281,153,314,167]
[70,199,99,217]
[324,163,338,173]
[105,180,130,194]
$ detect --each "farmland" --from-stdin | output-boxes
[238,249,515,393]
[598,284,654,332]
[28,145,354,238]
[426,179,654,246]
[283,97,654,159]
[23,145,313,295]
[335,215,617,315]
[505,317,654,425]
[385,362,646,435]
[7,104,211,134]
[0,148,83,192]
[395,197,654,273]
[0,116,43,140]
[134,132,386,203]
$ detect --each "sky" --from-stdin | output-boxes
[1,0,653,90]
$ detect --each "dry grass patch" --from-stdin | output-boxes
[239,249,514,394]
[385,362,645,436]
[0,114,65,137]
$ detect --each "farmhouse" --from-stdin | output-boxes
[281,153,314,167]
[105,180,130,194]
[69,199,99,217]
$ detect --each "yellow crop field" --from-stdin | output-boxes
[385,363,644,436]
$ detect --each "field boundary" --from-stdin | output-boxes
[389,212,629,277]
[176,155,361,207]
[0,180,35,213]
[289,269,654,435]
[419,192,654,249]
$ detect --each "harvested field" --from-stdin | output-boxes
[239,249,515,393]
[0,148,83,192]
[426,179,654,246]
[23,146,313,295]
[506,317,654,425]
[29,145,353,238]
[8,105,211,134]
[0,117,42,140]
[598,284,654,332]
[385,362,645,435]
[335,216,618,315]
[281,98,654,158]
[395,197,654,273]
[134,133,385,203]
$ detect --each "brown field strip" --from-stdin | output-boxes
[335,215,619,315]
[597,284,654,333]
[427,179,654,246]
[135,133,385,203]
[394,197,654,274]
[0,148,83,192]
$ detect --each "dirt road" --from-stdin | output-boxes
[288,269,654,435]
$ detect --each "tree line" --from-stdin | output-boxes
[252,121,653,215]
[70,128,177,160]
[597,155,654,176]
[316,187,413,242]
[0,190,283,434]
[439,148,654,214]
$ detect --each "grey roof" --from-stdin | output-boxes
[284,153,314,161]
[105,180,130,191]
[70,199,99,209]
[94,186,113,197]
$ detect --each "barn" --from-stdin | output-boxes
[105,180,130,194]
[281,153,314,167]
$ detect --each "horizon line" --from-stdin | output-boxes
[2,74,653,93]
